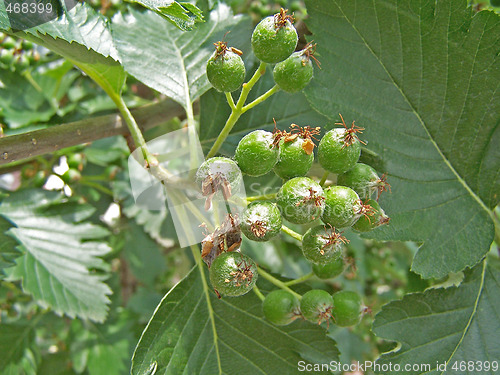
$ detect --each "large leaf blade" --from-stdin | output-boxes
[304,0,499,278]
[131,266,339,374]
[372,259,500,374]
[111,3,251,108]
[0,190,112,322]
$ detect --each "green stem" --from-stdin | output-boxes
[281,225,303,242]
[257,267,302,300]
[246,192,277,203]
[235,61,267,110]
[319,170,329,187]
[284,272,314,286]
[206,62,267,159]
[242,84,280,113]
[225,91,236,110]
[253,285,265,301]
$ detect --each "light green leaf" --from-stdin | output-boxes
[304,0,499,278]
[111,4,251,108]
[0,1,126,97]
[128,0,204,31]
[0,321,36,372]
[200,69,328,155]
[372,259,500,374]
[0,190,112,322]
[132,267,339,374]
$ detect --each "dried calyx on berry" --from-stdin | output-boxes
[206,37,246,92]
[273,42,320,93]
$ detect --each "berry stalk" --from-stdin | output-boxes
[207,62,280,159]
[281,224,303,241]
[257,267,302,300]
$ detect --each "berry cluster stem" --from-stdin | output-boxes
[257,267,302,300]
[252,285,266,301]
[246,192,277,203]
[207,62,280,159]
[284,272,314,286]
[281,224,303,241]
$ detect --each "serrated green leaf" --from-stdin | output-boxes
[0,190,112,322]
[131,266,339,375]
[128,0,204,31]
[372,259,500,374]
[200,68,328,155]
[0,321,37,372]
[111,3,251,108]
[304,0,499,278]
[0,1,126,97]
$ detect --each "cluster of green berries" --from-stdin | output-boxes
[0,33,39,72]
[195,115,390,327]
[207,8,318,94]
[200,9,391,329]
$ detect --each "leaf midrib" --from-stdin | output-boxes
[332,0,494,222]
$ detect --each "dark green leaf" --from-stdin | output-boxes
[132,266,339,374]
[0,190,112,322]
[0,321,37,372]
[128,0,204,31]
[373,259,500,374]
[111,4,251,108]
[304,0,499,278]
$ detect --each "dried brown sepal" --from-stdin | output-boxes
[228,260,255,287]
[274,8,294,29]
[296,187,325,208]
[376,173,392,201]
[200,214,241,267]
[301,41,321,69]
[319,224,349,254]
[230,47,243,56]
[250,220,268,238]
[317,307,333,328]
[357,199,376,223]
[335,113,366,148]
[290,124,321,154]
[201,172,232,210]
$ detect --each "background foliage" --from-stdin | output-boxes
[0,0,498,374]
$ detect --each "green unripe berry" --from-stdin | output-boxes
[318,127,362,174]
[273,47,314,93]
[235,130,278,176]
[337,163,380,200]
[276,177,324,224]
[352,199,389,232]
[1,36,17,50]
[321,186,362,228]
[251,12,298,63]
[195,157,242,190]
[300,289,334,325]
[209,252,258,297]
[332,291,363,327]
[273,137,314,180]
[312,257,345,279]
[207,49,245,92]
[262,290,300,325]
[240,201,282,242]
[0,49,14,65]
[61,169,81,184]
[302,225,346,265]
